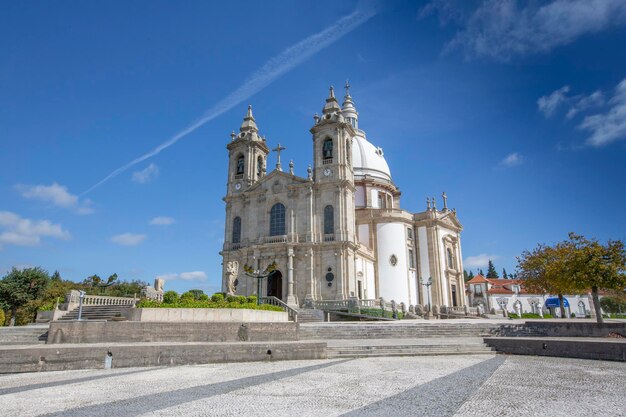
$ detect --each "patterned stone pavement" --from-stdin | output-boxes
[0,354,624,416]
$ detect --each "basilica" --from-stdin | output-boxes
[221,85,466,309]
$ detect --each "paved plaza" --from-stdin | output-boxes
[0,354,624,416]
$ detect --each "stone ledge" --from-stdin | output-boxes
[484,336,626,362]
[0,341,327,373]
[48,321,298,344]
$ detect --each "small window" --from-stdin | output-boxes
[236,155,244,175]
[269,203,286,236]
[232,217,241,244]
[474,284,483,295]
[323,138,333,160]
[257,156,264,178]
[324,205,334,235]
[447,248,454,269]
[408,249,415,268]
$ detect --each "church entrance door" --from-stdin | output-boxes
[267,270,283,300]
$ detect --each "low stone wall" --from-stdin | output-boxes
[0,341,327,373]
[525,321,626,337]
[125,308,288,322]
[484,337,626,362]
[47,321,298,344]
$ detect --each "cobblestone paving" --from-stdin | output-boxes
[0,355,624,417]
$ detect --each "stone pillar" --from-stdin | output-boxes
[286,247,297,306]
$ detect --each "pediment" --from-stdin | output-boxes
[245,169,309,193]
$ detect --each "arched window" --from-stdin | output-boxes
[324,205,334,235]
[269,203,286,236]
[232,217,241,244]
[322,138,333,160]
[257,156,264,178]
[236,154,244,175]
[447,248,454,269]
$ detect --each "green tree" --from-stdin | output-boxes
[486,260,499,278]
[566,233,626,324]
[463,270,469,282]
[0,267,50,326]
[51,270,62,281]
[163,290,179,304]
[502,268,508,279]
[478,269,484,276]
[186,289,205,300]
[468,270,475,281]
[517,241,576,319]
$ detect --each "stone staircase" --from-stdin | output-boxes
[297,309,324,323]
[326,338,495,358]
[0,325,49,345]
[297,322,500,340]
[57,305,129,321]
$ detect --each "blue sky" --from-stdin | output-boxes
[1,0,625,293]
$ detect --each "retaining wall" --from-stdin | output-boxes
[47,321,298,344]
[485,337,626,362]
[524,321,626,337]
[126,308,288,322]
[0,341,327,373]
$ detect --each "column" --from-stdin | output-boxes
[286,247,297,306]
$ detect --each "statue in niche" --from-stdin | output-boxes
[225,261,239,295]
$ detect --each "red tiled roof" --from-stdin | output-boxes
[467,274,490,284]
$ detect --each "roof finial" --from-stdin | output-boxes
[426,197,431,210]
[344,80,351,97]
[431,196,437,210]
[289,160,294,175]
[329,85,335,98]
[272,143,286,172]
[442,191,448,211]
[230,130,236,141]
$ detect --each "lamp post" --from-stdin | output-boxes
[420,276,433,313]
[77,290,86,321]
[243,261,277,305]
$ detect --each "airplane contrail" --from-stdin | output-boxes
[82,2,379,195]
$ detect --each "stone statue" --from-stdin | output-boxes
[226,261,239,295]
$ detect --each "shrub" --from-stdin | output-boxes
[180,291,196,301]
[198,294,209,301]
[226,295,237,303]
[235,295,247,304]
[163,291,179,304]
[211,293,224,302]
[246,295,257,304]
[0,309,4,326]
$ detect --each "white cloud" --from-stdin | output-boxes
[156,271,207,281]
[579,78,626,146]
[537,86,570,118]
[464,253,499,269]
[499,152,523,167]
[15,182,94,214]
[132,163,159,184]
[421,0,626,61]
[566,90,604,119]
[0,211,70,248]
[110,233,147,246]
[149,216,175,226]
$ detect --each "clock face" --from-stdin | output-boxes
[323,168,332,177]
[234,182,242,190]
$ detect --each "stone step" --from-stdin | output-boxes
[0,326,49,345]
[327,344,494,358]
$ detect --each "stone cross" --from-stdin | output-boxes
[272,143,286,171]
[442,192,448,210]
[426,197,431,210]
[345,80,351,95]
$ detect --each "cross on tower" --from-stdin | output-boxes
[442,192,448,210]
[272,143,287,171]
[345,80,351,96]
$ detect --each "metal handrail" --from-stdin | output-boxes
[259,296,299,322]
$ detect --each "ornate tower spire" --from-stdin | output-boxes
[323,86,341,115]
[239,105,259,134]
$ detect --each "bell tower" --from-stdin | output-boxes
[226,105,269,195]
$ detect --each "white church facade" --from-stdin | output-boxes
[221,85,466,309]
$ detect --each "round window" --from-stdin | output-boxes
[389,255,398,267]
[325,273,335,282]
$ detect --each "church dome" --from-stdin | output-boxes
[351,134,392,182]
